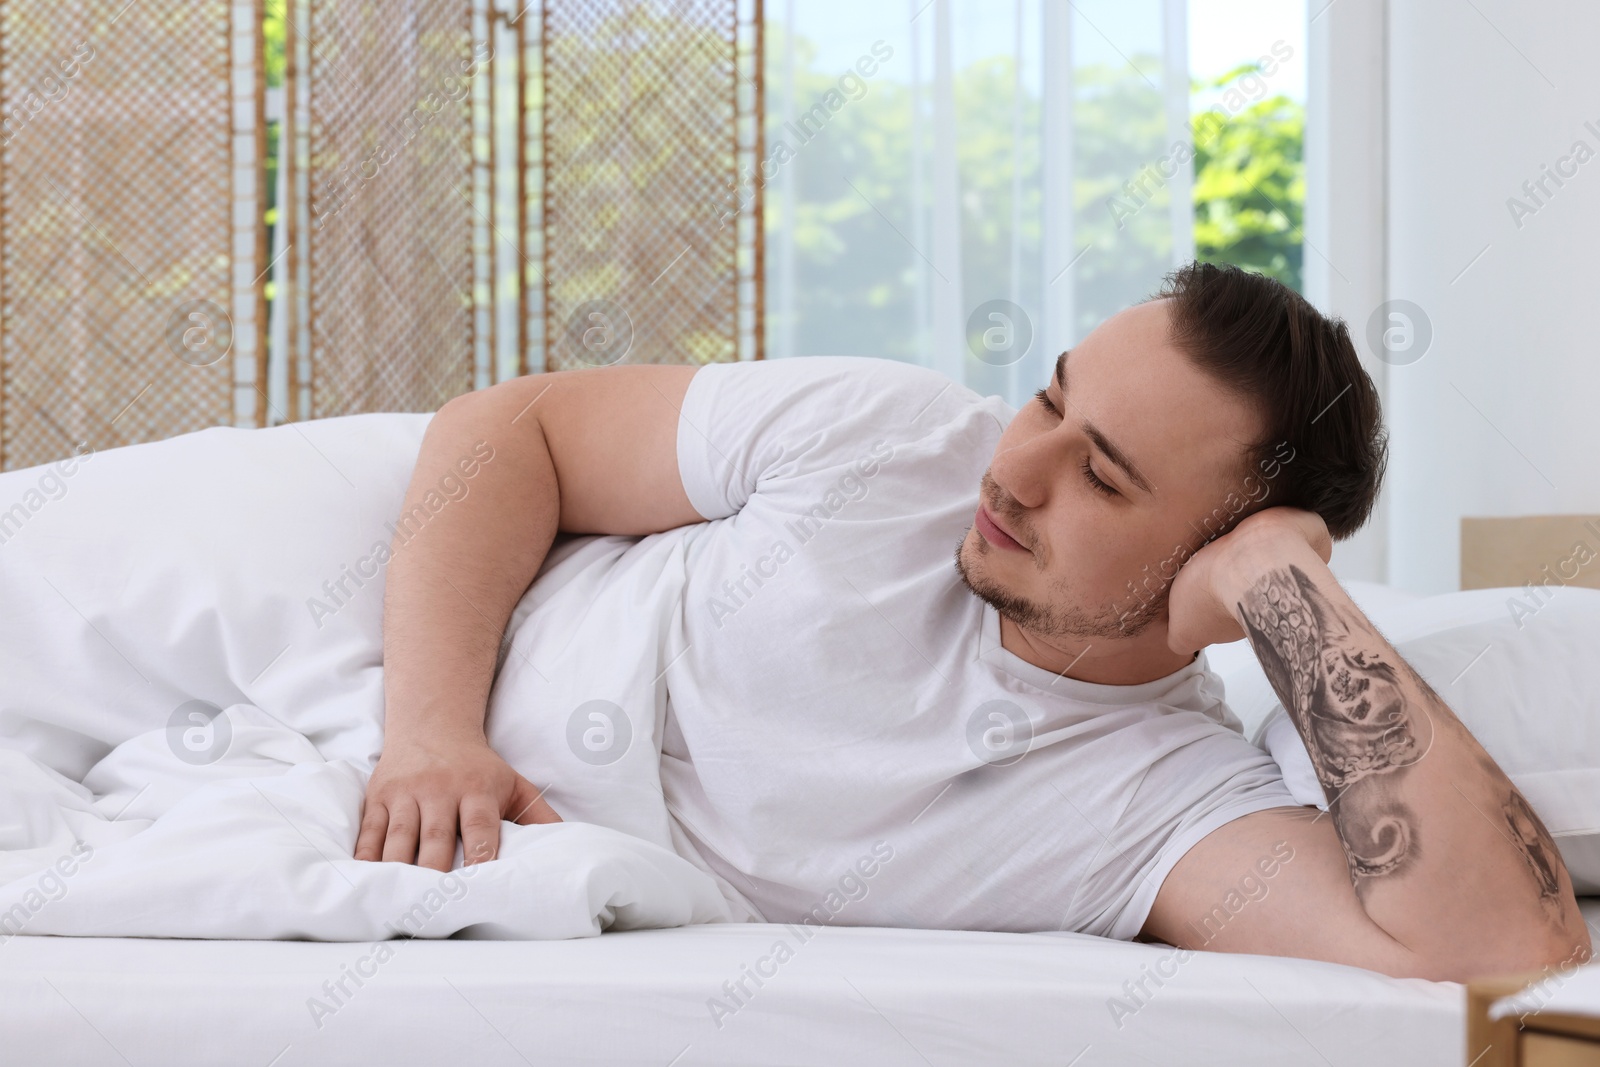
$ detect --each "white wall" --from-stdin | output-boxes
[1305,0,1388,584]
[1385,0,1600,593]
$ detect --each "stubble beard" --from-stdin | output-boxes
[952,530,1166,641]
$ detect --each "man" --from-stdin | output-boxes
[358,262,1589,982]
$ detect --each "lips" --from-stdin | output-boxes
[975,505,1028,552]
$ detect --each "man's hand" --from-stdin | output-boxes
[355,734,561,871]
[1165,506,1332,655]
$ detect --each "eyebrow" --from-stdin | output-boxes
[1054,351,1154,495]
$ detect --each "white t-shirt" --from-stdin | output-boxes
[658,356,1302,941]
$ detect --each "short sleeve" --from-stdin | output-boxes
[1100,730,1305,942]
[675,356,995,521]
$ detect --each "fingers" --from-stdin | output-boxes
[1295,508,1333,563]
[355,758,559,869]
[368,797,488,870]
[1303,513,1333,563]
[415,801,461,873]
[459,796,502,866]
[381,799,422,865]
[508,775,563,825]
[354,799,389,862]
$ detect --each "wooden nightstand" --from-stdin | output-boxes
[1468,972,1600,1066]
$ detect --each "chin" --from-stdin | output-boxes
[954,527,996,585]
[954,530,1163,642]
[953,527,991,590]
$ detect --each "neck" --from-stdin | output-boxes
[998,611,1197,686]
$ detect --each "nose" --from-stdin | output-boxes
[990,429,1059,512]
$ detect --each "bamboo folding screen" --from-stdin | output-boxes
[0,0,265,469]
[0,0,761,467]
[285,0,478,418]
[540,0,764,373]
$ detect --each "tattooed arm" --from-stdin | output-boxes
[1142,508,1591,981]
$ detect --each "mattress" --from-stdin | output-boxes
[18,905,1598,1066]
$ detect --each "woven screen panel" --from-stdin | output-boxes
[0,0,242,469]
[541,0,742,370]
[303,0,476,416]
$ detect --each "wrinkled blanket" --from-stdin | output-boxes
[0,413,733,941]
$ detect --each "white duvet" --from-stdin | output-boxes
[0,414,734,941]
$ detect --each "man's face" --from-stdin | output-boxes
[955,298,1268,642]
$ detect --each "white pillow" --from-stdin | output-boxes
[1222,586,1600,894]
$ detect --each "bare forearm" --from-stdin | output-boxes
[359,365,695,867]
[382,391,560,748]
[1228,543,1589,970]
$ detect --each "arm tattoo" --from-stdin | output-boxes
[1461,747,1569,918]
[1239,565,1426,892]
[1505,792,1563,903]
[1238,564,1568,920]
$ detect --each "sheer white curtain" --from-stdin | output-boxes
[764,0,1194,410]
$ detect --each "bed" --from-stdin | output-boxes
[0,917,1540,1066]
[3,423,1597,1066]
[5,903,1598,1066]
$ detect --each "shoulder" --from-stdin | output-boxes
[693,356,1003,427]
[688,358,1011,454]
[676,358,1010,518]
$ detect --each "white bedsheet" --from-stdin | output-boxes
[26,896,1600,1065]
[0,920,1483,1066]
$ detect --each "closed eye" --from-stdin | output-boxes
[1081,457,1118,497]
[1036,388,1118,498]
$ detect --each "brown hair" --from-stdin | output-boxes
[1155,261,1387,540]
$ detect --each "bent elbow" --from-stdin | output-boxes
[1407,925,1593,985]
